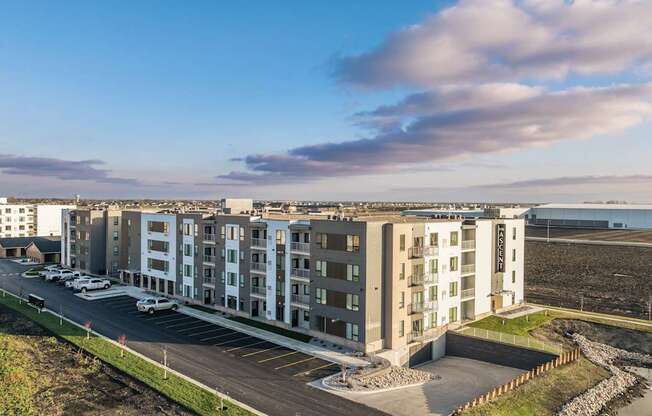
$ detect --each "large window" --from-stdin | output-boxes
[147,221,169,234]
[449,306,458,323]
[346,264,359,282]
[315,260,327,277]
[346,234,360,252]
[147,258,169,272]
[184,244,192,256]
[276,230,286,245]
[346,323,359,341]
[450,231,459,246]
[449,281,458,297]
[399,234,405,251]
[227,272,237,286]
[429,259,438,274]
[184,264,192,277]
[227,249,238,263]
[346,294,359,311]
[429,232,438,246]
[315,288,327,304]
[449,256,458,272]
[316,233,327,249]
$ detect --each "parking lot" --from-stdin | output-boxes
[96,295,340,382]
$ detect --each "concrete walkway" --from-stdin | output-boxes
[112,285,369,368]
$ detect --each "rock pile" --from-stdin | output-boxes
[557,333,651,416]
[323,365,436,392]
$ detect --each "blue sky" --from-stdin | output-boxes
[1,0,651,202]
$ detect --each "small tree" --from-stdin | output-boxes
[84,321,92,340]
[118,334,127,358]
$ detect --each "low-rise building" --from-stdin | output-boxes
[0,200,75,238]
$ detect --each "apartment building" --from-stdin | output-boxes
[61,208,108,275]
[0,200,75,238]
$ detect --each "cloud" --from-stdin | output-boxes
[0,154,140,185]
[222,83,652,184]
[334,0,652,88]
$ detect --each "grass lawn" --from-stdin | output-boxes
[229,316,312,343]
[462,357,609,416]
[467,311,555,336]
[546,308,652,334]
[0,293,255,416]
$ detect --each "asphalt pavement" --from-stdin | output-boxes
[0,259,388,416]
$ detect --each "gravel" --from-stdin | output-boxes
[324,365,436,392]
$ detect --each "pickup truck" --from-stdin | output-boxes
[136,297,179,314]
[43,269,81,282]
[39,265,66,277]
[73,278,111,293]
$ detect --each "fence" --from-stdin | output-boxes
[457,326,563,355]
[453,348,581,414]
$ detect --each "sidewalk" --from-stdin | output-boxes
[119,285,370,368]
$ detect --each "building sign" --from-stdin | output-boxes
[495,224,506,273]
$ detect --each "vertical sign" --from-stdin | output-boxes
[495,224,506,273]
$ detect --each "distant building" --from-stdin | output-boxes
[0,236,59,260]
[220,198,253,214]
[401,208,485,218]
[0,199,75,237]
[527,203,652,229]
[26,237,62,264]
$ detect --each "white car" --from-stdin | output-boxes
[39,265,66,278]
[74,278,111,293]
[136,297,178,314]
[44,269,80,282]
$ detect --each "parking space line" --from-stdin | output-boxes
[187,327,229,337]
[200,331,237,342]
[176,323,215,333]
[275,356,315,370]
[153,316,194,325]
[213,335,253,347]
[293,361,335,377]
[143,313,177,321]
[258,351,298,363]
[241,345,282,357]
[227,339,268,352]
[165,319,202,329]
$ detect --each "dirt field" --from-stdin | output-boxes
[525,240,652,319]
[0,305,194,416]
[526,226,652,243]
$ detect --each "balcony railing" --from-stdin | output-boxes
[203,277,214,284]
[408,246,423,259]
[462,240,476,251]
[291,268,310,279]
[423,272,438,285]
[424,301,438,311]
[251,262,267,273]
[461,288,475,299]
[291,294,310,304]
[203,234,216,242]
[251,238,266,248]
[408,274,424,287]
[290,242,310,254]
[407,324,448,344]
[203,255,216,264]
[251,286,267,296]
[408,302,424,315]
[424,246,439,256]
[461,264,476,275]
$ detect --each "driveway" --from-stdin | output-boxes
[0,259,387,416]
[338,356,524,416]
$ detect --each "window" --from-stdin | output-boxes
[512,249,516,262]
[399,320,404,337]
[429,233,438,246]
[429,285,437,301]
[184,264,192,277]
[112,246,118,255]
[184,244,192,256]
[227,272,237,286]
[147,221,169,234]
[399,291,405,308]
[346,264,360,282]
[303,311,310,322]
[227,249,237,263]
[220,271,225,284]
[429,259,438,274]
[113,231,118,241]
[346,294,359,311]
[399,234,405,251]
[449,306,458,323]
[220,225,225,239]
[449,281,458,297]
[429,312,438,329]
[113,217,119,226]
[315,260,327,277]
[346,234,360,252]
[317,233,327,249]
[239,274,245,288]
[315,288,327,304]
[227,226,237,240]
[450,231,459,246]
[512,270,516,284]
[449,256,458,272]
[275,230,285,244]
[346,323,359,341]
[183,223,192,236]
[512,227,517,240]
[147,258,169,272]
[399,263,405,280]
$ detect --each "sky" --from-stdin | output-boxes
[1,0,652,203]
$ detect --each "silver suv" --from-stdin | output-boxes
[136,297,179,314]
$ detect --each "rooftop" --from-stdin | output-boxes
[535,203,652,211]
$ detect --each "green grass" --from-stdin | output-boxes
[0,334,37,415]
[229,316,312,343]
[467,311,555,336]
[545,307,652,334]
[462,357,609,416]
[0,293,255,416]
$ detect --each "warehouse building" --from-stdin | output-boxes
[527,203,652,229]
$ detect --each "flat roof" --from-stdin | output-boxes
[534,203,652,211]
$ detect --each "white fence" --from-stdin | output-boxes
[457,326,563,355]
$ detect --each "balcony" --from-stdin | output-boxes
[424,246,439,256]
[251,286,267,296]
[291,294,310,305]
[290,242,310,254]
[203,277,215,285]
[203,234,216,242]
[423,272,438,285]
[424,301,438,311]
[461,264,475,275]
[291,268,310,279]
[461,288,475,299]
[462,240,476,251]
[407,325,448,344]
[408,274,424,287]
[408,246,423,259]
[408,302,424,315]
[203,255,216,264]
[251,238,266,249]
[251,262,267,273]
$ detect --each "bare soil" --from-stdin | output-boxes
[0,305,195,416]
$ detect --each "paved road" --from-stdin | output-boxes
[0,260,387,416]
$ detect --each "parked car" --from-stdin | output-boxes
[39,265,66,277]
[44,269,80,282]
[136,297,178,314]
[56,274,78,286]
[73,278,111,293]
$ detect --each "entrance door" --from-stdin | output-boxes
[291,309,299,327]
[251,300,259,317]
